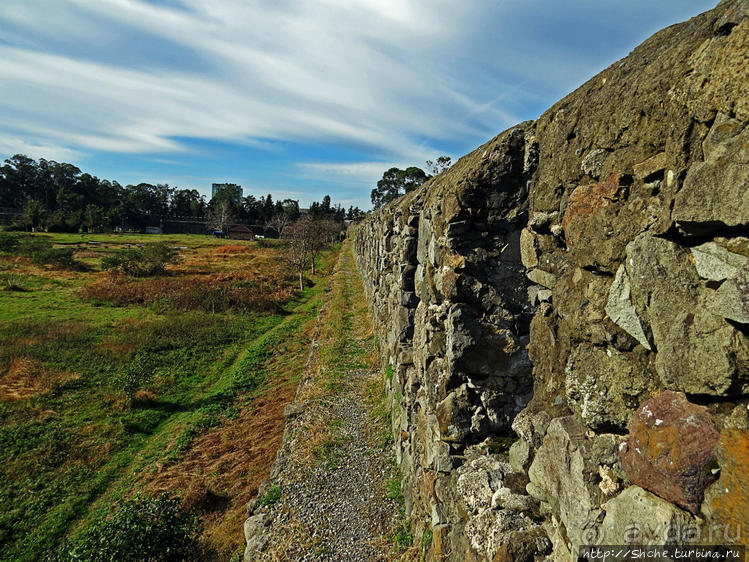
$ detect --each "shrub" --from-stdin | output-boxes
[0,232,19,253]
[16,236,51,255]
[258,485,281,507]
[66,493,200,561]
[114,353,155,400]
[102,242,178,276]
[12,236,83,269]
[31,247,79,269]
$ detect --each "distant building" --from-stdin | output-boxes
[211,183,243,203]
[227,225,256,240]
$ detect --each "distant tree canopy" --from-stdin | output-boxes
[0,154,357,234]
[370,166,429,210]
[425,155,452,176]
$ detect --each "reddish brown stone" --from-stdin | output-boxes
[561,173,623,248]
[619,390,719,514]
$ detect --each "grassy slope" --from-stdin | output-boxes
[0,233,336,561]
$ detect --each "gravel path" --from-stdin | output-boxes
[244,246,399,561]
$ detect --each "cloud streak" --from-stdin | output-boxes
[0,0,717,208]
[0,0,511,163]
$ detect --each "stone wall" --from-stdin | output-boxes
[350,1,749,559]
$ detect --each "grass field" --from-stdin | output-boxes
[0,232,336,561]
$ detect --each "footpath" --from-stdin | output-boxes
[243,242,404,561]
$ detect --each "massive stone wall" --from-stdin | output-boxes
[351,1,749,559]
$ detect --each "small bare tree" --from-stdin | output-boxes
[267,213,291,238]
[283,216,314,290]
[309,219,341,275]
[206,199,236,233]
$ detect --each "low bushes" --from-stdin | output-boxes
[0,234,82,269]
[60,493,201,561]
[83,273,293,313]
[101,242,178,276]
[0,232,20,252]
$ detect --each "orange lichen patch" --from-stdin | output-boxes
[708,429,749,546]
[0,357,80,402]
[562,173,625,247]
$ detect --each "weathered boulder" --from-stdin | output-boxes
[673,114,749,232]
[565,343,656,431]
[620,391,720,513]
[598,486,695,545]
[527,416,602,551]
[625,233,749,395]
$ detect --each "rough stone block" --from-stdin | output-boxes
[605,264,652,350]
[626,233,749,395]
[527,268,556,289]
[620,391,719,514]
[598,486,695,545]
[527,416,600,550]
[565,343,656,431]
[691,241,748,282]
[581,148,608,179]
[673,116,749,230]
[707,276,749,325]
[520,227,540,268]
[509,439,531,473]
[561,173,622,248]
[633,151,667,180]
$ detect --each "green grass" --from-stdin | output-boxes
[0,233,336,561]
[420,528,433,560]
[258,485,282,507]
[386,475,413,554]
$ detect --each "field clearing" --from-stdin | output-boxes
[0,232,336,561]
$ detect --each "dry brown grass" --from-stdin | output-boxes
[0,357,79,402]
[214,245,253,255]
[80,243,296,313]
[81,271,293,313]
[139,309,320,560]
[0,255,81,280]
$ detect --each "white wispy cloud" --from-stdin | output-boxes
[298,161,407,186]
[0,0,717,175]
[0,0,495,162]
[0,134,83,163]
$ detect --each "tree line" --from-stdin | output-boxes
[0,154,364,233]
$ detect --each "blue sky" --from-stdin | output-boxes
[0,0,716,209]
